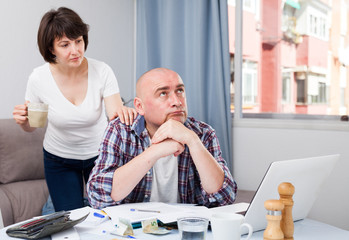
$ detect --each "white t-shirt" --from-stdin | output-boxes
[150,154,179,203]
[25,58,119,159]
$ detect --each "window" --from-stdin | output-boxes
[242,61,258,105]
[282,72,292,104]
[307,7,328,40]
[340,88,345,107]
[307,74,327,104]
[340,65,347,114]
[229,0,348,119]
[319,82,327,103]
[296,79,306,104]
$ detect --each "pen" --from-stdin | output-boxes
[103,230,137,239]
[130,208,160,213]
[94,212,106,218]
[93,212,109,224]
[100,210,111,219]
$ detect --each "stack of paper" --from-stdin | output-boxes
[102,202,211,224]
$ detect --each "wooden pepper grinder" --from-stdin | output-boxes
[278,182,295,240]
[263,199,284,240]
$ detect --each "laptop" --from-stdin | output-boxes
[211,154,339,234]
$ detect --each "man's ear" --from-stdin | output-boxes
[134,97,145,116]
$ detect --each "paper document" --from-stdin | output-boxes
[103,202,210,224]
[51,227,80,240]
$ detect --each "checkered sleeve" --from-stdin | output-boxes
[199,122,237,206]
[87,120,123,209]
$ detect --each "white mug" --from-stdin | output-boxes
[210,213,253,240]
[27,102,48,128]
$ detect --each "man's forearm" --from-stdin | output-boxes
[187,138,225,194]
[110,148,156,202]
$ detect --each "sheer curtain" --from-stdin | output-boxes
[136,0,232,169]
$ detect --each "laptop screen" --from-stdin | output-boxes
[242,154,339,233]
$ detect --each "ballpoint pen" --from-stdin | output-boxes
[130,208,160,213]
[100,210,111,219]
[103,230,137,239]
[93,212,109,224]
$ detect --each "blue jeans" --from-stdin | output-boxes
[43,148,97,211]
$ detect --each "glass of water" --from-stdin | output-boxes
[177,217,209,240]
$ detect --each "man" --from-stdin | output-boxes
[87,68,237,209]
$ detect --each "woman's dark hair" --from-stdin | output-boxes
[37,7,89,63]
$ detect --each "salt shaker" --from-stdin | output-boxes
[263,199,284,240]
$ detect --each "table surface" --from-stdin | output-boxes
[1,216,349,240]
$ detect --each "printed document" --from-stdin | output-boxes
[102,202,210,224]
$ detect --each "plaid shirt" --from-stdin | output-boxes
[87,114,237,209]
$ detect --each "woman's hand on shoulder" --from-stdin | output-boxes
[104,93,137,125]
[111,106,137,125]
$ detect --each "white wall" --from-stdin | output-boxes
[233,119,349,230]
[0,0,135,119]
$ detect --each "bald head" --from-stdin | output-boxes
[136,68,181,99]
[133,67,188,133]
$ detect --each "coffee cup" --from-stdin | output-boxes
[27,103,48,128]
[210,213,253,240]
[177,217,209,240]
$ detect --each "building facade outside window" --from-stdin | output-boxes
[229,0,349,118]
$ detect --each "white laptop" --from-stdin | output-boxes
[212,154,339,234]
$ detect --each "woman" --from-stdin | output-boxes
[12,7,136,211]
